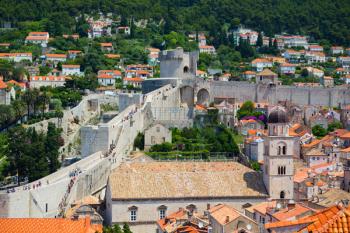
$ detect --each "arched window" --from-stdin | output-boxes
[183,66,189,73]
[280,191,285,199]
[278,146,281,155]
[186,204,197,213]
[278,166,281,175]
[282,146,286,155]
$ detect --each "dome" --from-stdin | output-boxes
[268,106,288,123]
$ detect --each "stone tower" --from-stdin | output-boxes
[159,47,198,78]
[263,106,294,200]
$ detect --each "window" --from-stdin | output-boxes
[282,146,286,155]
[130,209,137,221]
[278,166,286,175]
[159,209,166,219]
[183,66,189,73]
[280,191,285,199]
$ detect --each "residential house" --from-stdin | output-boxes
[199,45,216,55]
[0,217,102,233]
[283,49,305,63]
[305,67,324,78]
[25,32,49,47]
[100,43,113,52]
[277,35,308,49]
[116,26,131,35]
[46,54,67,65]
[335,67,350,76]
[215,100,235,128]
[0,78,14,105]
[97,70,122,86]
[305,51,326,64]
[88,20,111,38]
[144,123,172,151]
[62,65,82,76]
[320,76,334,87]
[308,45,323,52]
[147,47,160,66]
[337,56,350,68]
[265,56,286,64]
[7,80,26,92]
[238,119,265,136]
[251,58,273,72]
[0,53,32,62]
[196,70,208,79]
[331,46,344,55]
[256,69,279,85]
[198,34,207,46]
[304,148,329,167]
[279,63,296,75]
[344,74,350,84]
[245,136,264,163]
[241,70,256,80]
[346,48,350,56]
[0,43,10,49]
[123,77,143,88]
[49,69,61,77]
[231,27,258,45]
[67,50,82,59]
[29,76,66,88]
[209,204,259,233]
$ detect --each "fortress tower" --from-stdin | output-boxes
[159,47,198,78]
[263,106,294,200]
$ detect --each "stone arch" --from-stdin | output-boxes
[277,141,287,155]
[196,88,210,106]
[180,85,194,107]
[183,66,189,73]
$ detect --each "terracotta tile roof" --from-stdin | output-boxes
[7,80,26,88]
[0,79,8,89]
[280,63,295,67]
[100,43,113,47]
[62,64,80,68]
[0,217,102,233]
[243,70,256,75]
[157,208,188,231]
[109,162,268,200]
[271,203,314,221]
[46,54,67,59]
[302,139,321,148]
[305,148,327,157]
[209,204,241,225]
[257,68,277,76]
[30,76,66,82]
[251,58,271,64]
[245,201,277,215]
[26,36,48,41]
[68,50,82,54]
[294,167,310,183]
[195,104,207,111]
[104,54,120,59]
[289,123,308,137]
[341,147,350,152]
[340,131,350,139]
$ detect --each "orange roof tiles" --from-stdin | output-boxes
[62,64,80,68]
[104,54,120,59]
[251,58,271,64]
[100,43,113,47]
[294,168,310,183]
[68,50,82,54]
[246,201,277,215]
[341,147,350,153]
[46,54,67,58]
[302,139,321,148]
[209,204,241,225]
[272,204,314,221]
[0,79,8,89]
[30,76,66,81]
[243,70,256,75]
[157,208,188,231]
[7,80,26,88]
[0,217,102,233]
[340,131,350,139]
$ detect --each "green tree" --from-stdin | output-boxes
[312,125,327,138]
[256,32,263,47]
[133,132,144,150]
[327,121,343,132]
[123,223,132,233]
[237,101,255,119]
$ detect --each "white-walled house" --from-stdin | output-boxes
[25,32,49,47]
[251,58,273,72]
[29,76,66,88]
[123,77,143,88]
[0,53,32,62]
[279,63,296,75]
[46,54,67,64]
[62,65,82,76]
[199,45,216,55]
[97,70,122,86]
[144,124,172,150]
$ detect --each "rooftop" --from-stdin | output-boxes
[108,161,268,200]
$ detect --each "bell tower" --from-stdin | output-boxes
[263,106,294,200]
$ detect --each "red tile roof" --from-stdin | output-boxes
[0,79,8,89]
[0,217,102,233]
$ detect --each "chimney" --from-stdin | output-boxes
[225,216,230,223]
[207,203,211,210]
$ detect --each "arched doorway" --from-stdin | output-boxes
[280,191,285,199]
[196,88,210,106]
[180,86,194,107]
[183,66,189,73]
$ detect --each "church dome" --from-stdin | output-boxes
[268,106,288,123]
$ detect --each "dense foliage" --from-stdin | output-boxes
[1,123,63,183]
[0,0,349,45]
[103,223,133,233]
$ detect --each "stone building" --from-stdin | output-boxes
[255,69,279,85]
[263,106,295,200]
[144,123,172,150]
[159,47,198,78]
[105,161,268,233]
